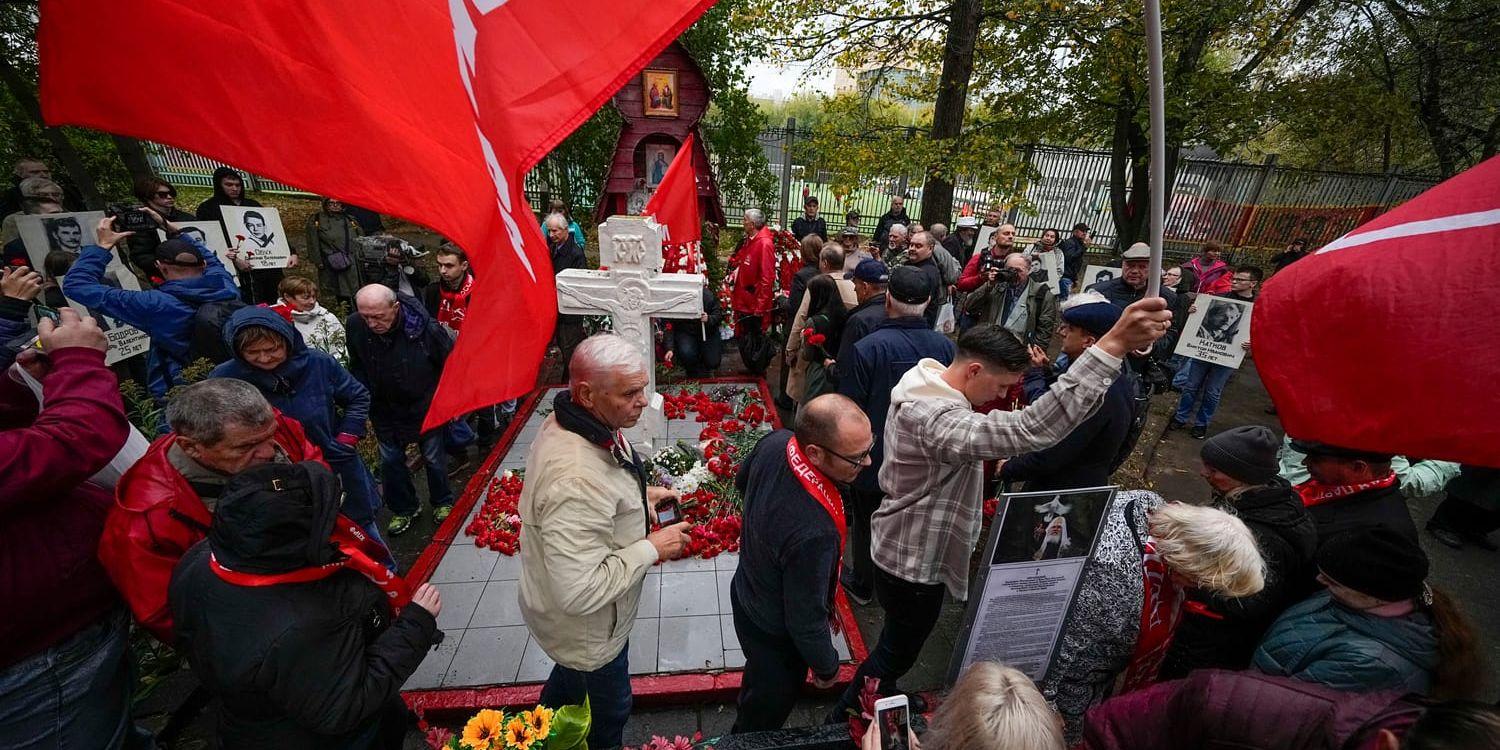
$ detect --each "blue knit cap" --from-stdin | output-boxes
[1061,301,1121,337]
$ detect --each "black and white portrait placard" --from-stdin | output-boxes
[161,221,239,287]
[221,205,291,269]
[951,486,1116,684]
[1174,296,1253,368]
[17,212,151,364]
[1082,264,1118,291]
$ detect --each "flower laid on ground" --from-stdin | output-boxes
[464,385,774,560]
[435,702,589,750]
[628,732,714,750]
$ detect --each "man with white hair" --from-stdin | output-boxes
[881,223,910,267]
[520,333,693,749]
[730,209,777,375]
[545,212,587,376]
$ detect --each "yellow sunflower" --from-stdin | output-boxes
[461,709,506,749]
[521,706,554,738]
[503,716,536,750]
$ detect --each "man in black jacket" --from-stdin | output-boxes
[1000,297,1136,492]
[1057,222,1090,295]
[169,461,442,750]
[1291,440,1416,549]
[903,231,944,328]
[791,195,828,241]
[835,259,888,368]
[196,167,292,305]
[348,284,455,535]
[872,196,910,251]
[546,212,587,377]
[731,395,872,733]
[1161,426,1317,678]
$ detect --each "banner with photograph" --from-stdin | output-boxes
[976,225,997,254]
[1029,250,1063,296]
[17,212,151,365]
[1081,264,1119,291]
[1174,296,1253,368]
[220,205,291,268]
[950,486,1116,684]
[159,222,240,287]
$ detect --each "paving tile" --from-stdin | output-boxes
[636,574,662,619]
[431,582,485,632]
[468,579,525,628]
[443,625,528,687]
[713,552,739,572]
[403,632,460,690]
[629,618,660,675]
[516,636,556,683]
[489,553,522,581]
[716,570,736,614]
[661,556,715,574]
[720,614,740,652]
[659,572,719,617]
[429,543,499,584]
[657,615,723,672]
[724,649,746,670]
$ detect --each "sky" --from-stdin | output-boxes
[746,59,835,101]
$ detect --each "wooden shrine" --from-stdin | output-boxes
[594,42,725,226]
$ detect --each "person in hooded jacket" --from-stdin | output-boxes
[1160,426,1317,678]
[195,166,292,305]
[1254,527,1485,699]
[211,306,389,560]
[304,197,364,309]
[169,461,442,750]
[63,216,241,398]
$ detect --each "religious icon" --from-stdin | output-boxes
[642,69,679,118]
[644,143,677,188]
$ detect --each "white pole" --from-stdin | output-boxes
[1144,0,1166,299]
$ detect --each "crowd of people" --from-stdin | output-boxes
[1,158,1495,750]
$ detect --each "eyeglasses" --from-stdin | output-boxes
[154,190,175,198]
[1232,277,1256,283]
[815,440,875,467]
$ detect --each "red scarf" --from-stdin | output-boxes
[786,436,847,630]
[1117,537,1186,694]
[1296,472,1398,508]
[436,273,474,331]
[209,513,411,611]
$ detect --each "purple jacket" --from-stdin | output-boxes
[1081,670,1421,750]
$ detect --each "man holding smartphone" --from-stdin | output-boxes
[731,394,873,733]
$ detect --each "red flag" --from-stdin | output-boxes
[643,132,701,245]
[1254,155,1500,467]
[38,0,713,431]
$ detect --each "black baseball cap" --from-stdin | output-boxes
[153,237,203,266]
[888,266,931,305]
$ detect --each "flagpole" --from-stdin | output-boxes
[1144,0,1166,300]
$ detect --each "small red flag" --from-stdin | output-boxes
[643,132,701,245]
[39,0,714,431]
[1254,155,1500,467]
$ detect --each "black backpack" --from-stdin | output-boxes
[181,298,248,365]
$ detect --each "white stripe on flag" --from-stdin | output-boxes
[1317,208,1500,255]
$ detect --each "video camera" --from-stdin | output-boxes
[983,256,1020,285]
[354,234,427,275]
[106,204,158,234]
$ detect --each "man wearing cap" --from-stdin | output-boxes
[1058,222,1090,295]
[63,215,241,397]
[997,295,1137,492]
[963,252,1057,348]
[952,216,980,265]
[836,266,956,604]
[1161,425,1317,678]
[791,195,828,242]
[1290,440,1418,548]
[835,258,890,368]
[1093,242,1180,389]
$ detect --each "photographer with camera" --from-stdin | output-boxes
[123,177,196,284]
[360,235,430,298]
[962,251,1058,349]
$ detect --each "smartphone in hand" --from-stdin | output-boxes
[656,498,682,526]
[873,695,911,750]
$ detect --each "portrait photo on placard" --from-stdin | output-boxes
[1082,264,1118,291]
[1174,296,1253,368]
[40,214,88,254]
[991,488,1114,566]
[642,69,679,118]
[221,205,291,269]
[17,212,151,364]
[161,221,239,286]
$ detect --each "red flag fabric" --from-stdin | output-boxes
[1254,155,1500,467]
[643,132,701,245]
[38,0,713,431]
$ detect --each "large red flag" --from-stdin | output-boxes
[1254,155,1500,467]
[643,132,701,245]
[38,0,713,431]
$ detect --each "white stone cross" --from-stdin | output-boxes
[555,216,704,450]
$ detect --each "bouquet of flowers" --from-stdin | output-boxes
[430,701,588,750]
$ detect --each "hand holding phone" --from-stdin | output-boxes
[873,695,912,750]
[655,498,682,526]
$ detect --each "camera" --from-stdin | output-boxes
[106,203,157,234]
[355,234,426,275]
[984,258,1020,284]
[656,499,682,526]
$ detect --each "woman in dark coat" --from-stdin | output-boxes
[796,274,848,408]
[303,197,364,308]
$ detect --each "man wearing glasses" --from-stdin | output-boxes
[730,393,873,733]
[125,177,196,281]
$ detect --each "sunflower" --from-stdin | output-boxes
[502,716,536,750]
[461,709,505,749]
[521,706,553,738]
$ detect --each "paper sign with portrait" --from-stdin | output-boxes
[160,221,240,287]
[221,205,291,269]
[1174,296,1253,368]
[16,212,151,364]
[1082,264,1119,291]
[642,69,679,118]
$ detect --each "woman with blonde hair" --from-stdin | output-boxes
[1042,491,1265,742]
[862,662,1065,750]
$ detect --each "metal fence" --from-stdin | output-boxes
[148,125,1436,253]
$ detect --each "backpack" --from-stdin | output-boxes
[182,298,248,365]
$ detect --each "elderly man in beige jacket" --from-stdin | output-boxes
[519,334,692,749]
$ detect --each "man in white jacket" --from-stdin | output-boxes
[519,334,692,749]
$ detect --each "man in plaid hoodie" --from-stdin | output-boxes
[831,297,1171,718]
